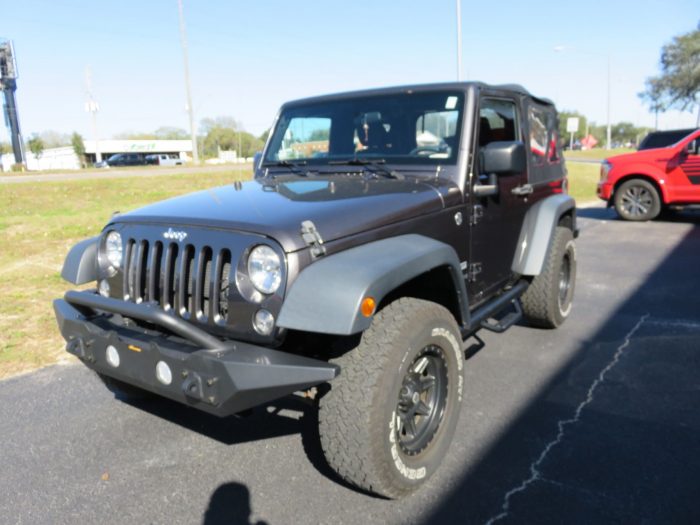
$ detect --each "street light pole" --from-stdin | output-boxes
[177,0,199,164]
[456,0,463,81]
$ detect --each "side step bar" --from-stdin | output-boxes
[461,280,528,338]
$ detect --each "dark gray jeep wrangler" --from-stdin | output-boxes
[54,82,577,498]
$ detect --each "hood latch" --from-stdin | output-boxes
[301,220,326,259]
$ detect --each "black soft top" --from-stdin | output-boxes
[283,82,555,109]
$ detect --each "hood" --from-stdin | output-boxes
[113,175,462,252]
[607,147,678,165]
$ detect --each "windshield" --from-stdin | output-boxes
[264,91,464,166]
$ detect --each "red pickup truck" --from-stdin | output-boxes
[598,129,700,220]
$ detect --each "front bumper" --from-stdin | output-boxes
[597,180,613,201]
[54,291,339,417]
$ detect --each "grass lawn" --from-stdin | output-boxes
[0,168,250,379]
[564,148,634,161]
[567,162,600,204]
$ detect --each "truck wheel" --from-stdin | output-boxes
[614,179,661,221]
[96,373,153,400]
[318,298,463,498]
[521,226,576,328]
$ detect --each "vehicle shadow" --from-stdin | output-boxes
[120,389,357,492]
[423,224,700,523]
[203,481,268,525]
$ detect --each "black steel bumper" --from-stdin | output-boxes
[54,291,339,417]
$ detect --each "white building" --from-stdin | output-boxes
[84,139,193,164]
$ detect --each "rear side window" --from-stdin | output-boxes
[527,101,561,184]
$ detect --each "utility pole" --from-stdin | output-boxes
[85,66,101,163]
[177,0,199,163]
[456,0,463,81]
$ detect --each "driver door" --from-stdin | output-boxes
[468,94,529,302]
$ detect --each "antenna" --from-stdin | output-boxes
[85,66,102,164]
[0,39,25,166]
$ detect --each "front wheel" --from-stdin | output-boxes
[318,298,464,498]
[614,179,661,221]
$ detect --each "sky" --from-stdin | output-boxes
[2,0,698,144]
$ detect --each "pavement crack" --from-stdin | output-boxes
[483,313,650,525]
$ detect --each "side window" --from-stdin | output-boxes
[269,117,331,161]
[528,102,562,183]
[478,98,518,148]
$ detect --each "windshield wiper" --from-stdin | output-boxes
[262,160,311,177]
[328,158,403,179]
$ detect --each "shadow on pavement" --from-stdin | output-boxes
[424,220,700,522]
[203,482,268,525]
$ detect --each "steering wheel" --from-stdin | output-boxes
[409,146,443,156]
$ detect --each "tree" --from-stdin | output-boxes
[0,142,10,155]
[39,130,71,148]
[154,126,189,140]
[71,132,86,168]
[27,135,44,160]
[639,25,700,124]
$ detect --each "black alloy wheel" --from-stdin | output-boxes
[396,346,449,456]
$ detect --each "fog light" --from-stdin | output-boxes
[253,309,275,335]
[105,345,120,368]
[155,361,172,385]
[98,279,110,297]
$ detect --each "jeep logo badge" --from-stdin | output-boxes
[163,228,188,242]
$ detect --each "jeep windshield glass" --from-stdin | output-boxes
[263,91,464,167]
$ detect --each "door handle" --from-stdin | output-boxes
[511,184,533,196]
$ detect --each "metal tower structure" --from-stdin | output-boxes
[0,39,25,165]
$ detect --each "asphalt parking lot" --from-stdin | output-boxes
[1,204,699,525]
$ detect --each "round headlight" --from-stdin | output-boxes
[247,245,282,294]
[105,231,122,269]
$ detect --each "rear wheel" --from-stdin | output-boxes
[522,226,576,328]
[614,178,661,221]
[318,298,463,498]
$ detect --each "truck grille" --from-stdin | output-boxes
[122,238,232,324]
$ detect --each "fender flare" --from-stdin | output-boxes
[277,234,469,335]
[61,236,99,285]
[511,194,576,276]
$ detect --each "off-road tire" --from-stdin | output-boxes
[318,298,463,498]
[614,178,661,221]
[521,226,576,328]
[96,372,154,400]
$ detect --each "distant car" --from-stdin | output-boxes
[637,128,698,151]
[598,129,700,220]
[98,153,148,167]
[145,153,183,167]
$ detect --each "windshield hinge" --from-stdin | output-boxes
[469,204,484,226]
[467,262,482,282]
[300,220,326,259]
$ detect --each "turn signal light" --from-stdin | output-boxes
[361,297,376,317]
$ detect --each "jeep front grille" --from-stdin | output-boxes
[123,238,232,324]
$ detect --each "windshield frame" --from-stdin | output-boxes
[262,90,466,169]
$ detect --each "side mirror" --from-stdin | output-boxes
[481,141,526,175]
[253,152,263,177]
[686,140,698,155]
